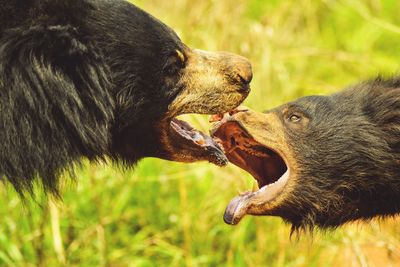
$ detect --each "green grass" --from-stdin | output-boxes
[1,0,400,266]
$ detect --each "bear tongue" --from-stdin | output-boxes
[223,192,253,225]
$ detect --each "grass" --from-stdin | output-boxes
[1,0,400,266]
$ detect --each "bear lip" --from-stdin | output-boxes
[170,118,214,147]
[168,117,229,166]
[210,111,289,225]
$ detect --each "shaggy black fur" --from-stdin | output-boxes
[0,0,251,195]
[1,1,115,194]
[275,78,400,230]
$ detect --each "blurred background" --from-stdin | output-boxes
[1,0,400,266]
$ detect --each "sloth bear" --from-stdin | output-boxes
[212,78,400,231]
[0,0,252,194]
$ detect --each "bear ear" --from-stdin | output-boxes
[0,25,114,195]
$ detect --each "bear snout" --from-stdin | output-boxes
[192,49,253,88]
[212,51,252,94]
[229,55,253,88]
[167,49,253,116]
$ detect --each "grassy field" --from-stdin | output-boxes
[1,0,400,266]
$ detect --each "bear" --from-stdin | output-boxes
[211,77,400,231]
[0,0,252,195]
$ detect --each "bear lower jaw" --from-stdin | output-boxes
[223,169,290,225]
[168,117,228,166]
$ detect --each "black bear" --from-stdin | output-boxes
[212,78,400,231]
[0,0,252,194]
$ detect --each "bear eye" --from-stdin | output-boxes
[164,50,186,76]
[289,114,301,123]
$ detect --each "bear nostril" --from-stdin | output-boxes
[235,60,253,86]
[238,73,252,85]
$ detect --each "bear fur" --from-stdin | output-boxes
[0,0,252,194]
[212,78,400,231]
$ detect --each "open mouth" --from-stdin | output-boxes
[165,115,231,166]
[170,118,212,147]
[210,110,289,225]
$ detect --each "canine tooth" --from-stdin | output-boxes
[222,112,230,119]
